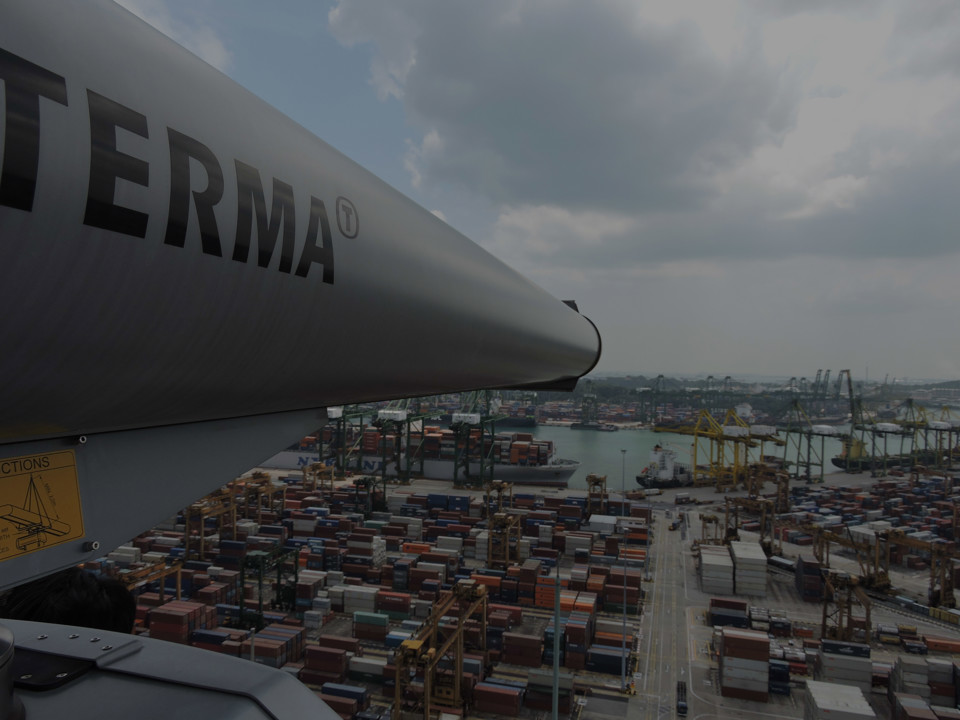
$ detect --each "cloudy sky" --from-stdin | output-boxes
[117,0,960,382]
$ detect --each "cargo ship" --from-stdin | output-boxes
[636,445,693,488]
[831,431,949,471]
[263,426,579,487]
[569,421,619,431]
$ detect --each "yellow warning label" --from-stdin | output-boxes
[0,450,84,561]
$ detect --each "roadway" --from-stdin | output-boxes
[637,507,810,720]
[637,507,690,719]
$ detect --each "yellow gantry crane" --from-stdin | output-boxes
[821,571,872,643]
[118,559,184,601]
[183,486,237,561]
[484,481,522,567]
[812,527,890,592]
[877,530,959,608]
[724,496,775,552]
[393,580,488,720]
[301,462,336,493]
[654,409,782,493]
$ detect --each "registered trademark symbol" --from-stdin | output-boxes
[336,197,358,238]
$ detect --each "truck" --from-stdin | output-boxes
[676,680,688,715]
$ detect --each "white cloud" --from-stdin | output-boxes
[329,2,418,100]
[115,0,232,71]
[320,0,960,376]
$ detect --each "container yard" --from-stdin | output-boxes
[44,465,960,720]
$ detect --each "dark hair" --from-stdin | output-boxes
[0,567,135,633]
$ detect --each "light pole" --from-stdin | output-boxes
[621,448,627,693]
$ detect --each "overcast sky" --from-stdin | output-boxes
[117,0,960,383]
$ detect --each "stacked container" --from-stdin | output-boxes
[344,532,386,569]
[585,645,629,675]
[890,693,938,720]
[817,640,872,694]
[320,683,369,713]
[719,627,769,702]
[700,545,734,594]
[796,554,824,601]
[563,612,593,670]
[300,645,347,685]
[564,533,592,555]
[375,591,412,620]
[889,656,930,701]
[147,600,216,644]
[352,611,389,641]
[803,680,876,720]
[343,585,379,615]
[709,598,749,628]
[526,668,573,713]
[348,655,387,683]
[729,541,767,597]
[502,632,543,667]
[769,658,791,696]
[606,568,642,614]
[925,657,954,707]
[474,682,523,715]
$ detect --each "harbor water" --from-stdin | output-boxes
[530,424,848,491]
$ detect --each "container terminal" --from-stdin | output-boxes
[2,4,959,720]
[39,460,960,720]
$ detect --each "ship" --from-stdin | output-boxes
[263,427,579,487]
[831,426,954,472]
[569,421,619,431]
[636,444,693,488]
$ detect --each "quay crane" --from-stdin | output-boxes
[654,409,783,493]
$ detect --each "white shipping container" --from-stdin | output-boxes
[721,657,769,674]
[721,666,771,683]
[803,680,875,720]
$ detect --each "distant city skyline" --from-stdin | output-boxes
[590,370,953,386]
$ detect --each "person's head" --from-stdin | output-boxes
[0,567,135,633]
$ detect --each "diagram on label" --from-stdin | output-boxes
[0,451,84,561]
[2,475,72,551]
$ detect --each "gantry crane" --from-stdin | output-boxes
[934,406,960,467]
[236,472,286,523]
[183,486,237,561]
[301,462,336,493]
[767,516,890,591]
[393,580,488,720]
[695,513,724,547]
[586,473,608,515]
[821,571,871,643]
[877,530,959,608]
[484,480,514,515]
[654,409,755,492]
[782,400,834,483]
[486,512,522,569]
[724,496,775,554]
[579,392,599,425]
[329,405,374,476]
[118,558,184,602]
[484,481,521,568]
[450,390,506,488]
[373,398,445,485]
[811,526,889,592]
